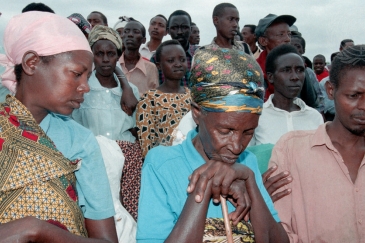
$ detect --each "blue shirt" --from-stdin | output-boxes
[137,130,279,242]
[40,112,115,220]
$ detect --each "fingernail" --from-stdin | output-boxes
[287,177,292,181]
[195,195,201,201]
[213,199,219,203]
[284,171,289,175]
[187,186,191,192]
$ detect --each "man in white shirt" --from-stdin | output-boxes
[250,44,323,146]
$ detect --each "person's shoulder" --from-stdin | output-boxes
[277,129,316,146]
[144,144,185,170]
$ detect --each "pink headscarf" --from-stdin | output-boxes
[0,11,92,94]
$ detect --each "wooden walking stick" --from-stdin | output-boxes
[220,195,234,243]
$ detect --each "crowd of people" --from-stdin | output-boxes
[0,2,364,243]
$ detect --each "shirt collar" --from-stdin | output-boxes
[120,53,147,76]
[311,122,337,151]
[264,94,310,112]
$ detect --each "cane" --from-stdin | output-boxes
[220,195,234,243]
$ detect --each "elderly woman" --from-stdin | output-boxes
[0,12,117,242]
[137,48,289,242]
[71,25,142,220]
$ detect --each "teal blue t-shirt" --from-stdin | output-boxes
[137,130,280,242]
[40,112,115,220]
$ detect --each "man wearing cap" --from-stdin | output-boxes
[255,14,295,101]
[113,16,134,39]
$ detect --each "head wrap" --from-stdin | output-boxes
[190,47,264,114]
[68,13,91,37]
[113,16,134,31]
[88,25,123,53]
[0,11,92,94]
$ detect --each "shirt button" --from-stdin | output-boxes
[106,90,109,93]
[106,132,110,136]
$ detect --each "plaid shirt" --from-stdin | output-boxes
[150,43,199,87]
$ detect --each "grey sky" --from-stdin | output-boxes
[1,0,364,63]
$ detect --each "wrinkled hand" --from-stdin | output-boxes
[187,161,254,225]
[262,164,292,202]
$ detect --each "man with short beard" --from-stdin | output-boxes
[268,45,365,242]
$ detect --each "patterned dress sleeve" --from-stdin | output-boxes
[136,91,158,158]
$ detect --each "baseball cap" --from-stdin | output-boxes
[255,14,296,38]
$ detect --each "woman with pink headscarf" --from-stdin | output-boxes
[0,12,118,242]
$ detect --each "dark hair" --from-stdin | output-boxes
[212,3,237,17]
[126,20,146,38]
[155,39,182,62]
[90,11,108,26]
[302,56,312,69]
[150,14,167,25]
[291,35,306,51]
[243,24,256,34]
[191,22,197,27]
[266,44,300,74]
[167,10,192,27]
[14,55,57,83]
[331,52,340,62]
[330,45,365,88]
[22,2,54,13]
[313,54,326,63]
[340,39,354,48]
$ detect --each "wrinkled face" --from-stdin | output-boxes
[168,15,191,49]
[214,7,239,40]
[241,26,255,45]
[313,56,326,75]
[92,40,118,77]
[87,13,106,29]
[260,21,291,52]
[269,53,305,100]
[290,38,304,55]
[34,50,93,115]
[189,26,200,45]
[149,16,167,40]
[158,44,187,81]
[193,108,259,164]
[328,68,365,136]
[123,22,146,50]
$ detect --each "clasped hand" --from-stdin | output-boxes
[187,161,254,225]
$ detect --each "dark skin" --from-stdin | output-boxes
[92,39,138,116]
[156,44,187,94]
[147,16,167,52]
[325,69,365,183]
[3,50,118,242]
[213,7,239,48]
[165,103,289,243]
[122,21,146,71]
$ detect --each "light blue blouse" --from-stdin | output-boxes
[72,71,139,142]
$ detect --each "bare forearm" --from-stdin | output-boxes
[246,178,289,243]
[165,181,212,243]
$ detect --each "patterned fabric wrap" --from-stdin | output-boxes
[203,218,255,243]
[68,13,91,36]
[116,140,143,221]
[88,25,123,52]
[0,96,87,236]
[190,47,264,114]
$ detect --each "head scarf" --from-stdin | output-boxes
[68,13,91,37]
[190,47,264,114]
[0,11,92,94]
[88,25,123,53]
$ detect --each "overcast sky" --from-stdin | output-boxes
[1,0,364,63]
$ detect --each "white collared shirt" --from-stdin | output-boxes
[249,94,324,146]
